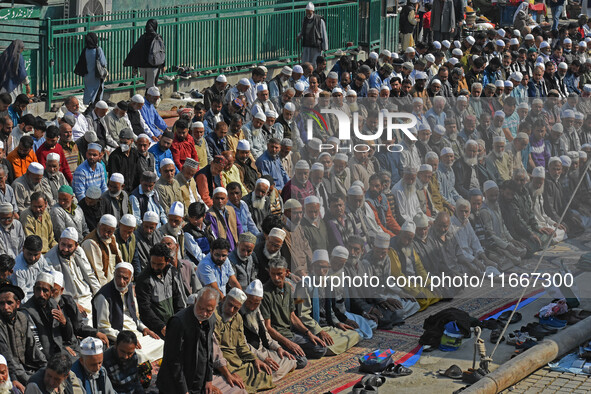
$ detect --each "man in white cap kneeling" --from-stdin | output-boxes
[213,287,274,392]
[240,279,298,380]
[93,262,163,363]
[71,337,115,393]
[81,214,122,286]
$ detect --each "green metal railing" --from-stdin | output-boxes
[42,0,359,108]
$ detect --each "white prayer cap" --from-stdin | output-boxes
[583,143,591,149]
[419,164,432,172]
[448,58,459,66]
[575,112,585,120]
[283,199,302,210]
[331,246,349,259]
[517,102,529,110]
[256,83,268,92]
[580,41,588,48]
[28,162,44,175]
[433,41,441,49]
[415,71,428,80]
[254,112,267,122]
[295,82,306,92]
[306,2,315,10]
[53,271,64,288]
[406,47,416,54]
[585,84,591,93]
[264,110,278,119]
[495,80,505,88]
[532,166,546,178]
[312,249,330,263]
[513,30,521,37]
[497,28,506,37]
[580,151,588,161]
[552,123,564,134]
[0,141,3,150]
[562,109,575,119]
[510,38,519,45]
[453,40,461,48]
[46,152,60,163]
[268,227,287,241]
[374,232,391,248]
[525,34,534,40]
[163,235,177,244]
[441,147,454,156]
[568,151,580,160]
[245,279,264,297]
[88,143,102,152]
[425,54,435,63]
[334,153,348,162]
[160,158,175,169]
[400,221,416,234]
[238,78,251,86]
[256,178,270,188]
[115,262,134,275]
[345,89,357,97]
[332,87,344,94]
[216,74,227,83]
[213,187,227,196]
[295,160,310,170]
[403,166,419,174]
[430,79,442,86]
[540,41,550,49]
[466,36,475,45]
[60,227,78,242]
[308,138,322,150]
[559,62,568,70]
[293,65,304,74]
[452,48,463,56]
[131,94,144,104]
[347,185,364,196]
[493,136,505,144]
[120,214,137,228]
[237,139,250,151]
[563,37,572,45]
[425,151,438,161]
[494,110,505,118]
[284,102,296,112]
[0,203,12,214]
[561,155,572,167]
[281,66,293,76]
[86,186,102,199]
[143,211,160,224]
[442,40,451,48]
[433,125,445,136]
[413,212,429,228]
[548,156,562,166]
[227,287,247,303]
[99,214,117,228]
[311,163,324,172]
[147,86,160,97]
[369,52,379,60]
[495,39,505,47]
[504,81,513,88]
[510,72,522,82]
[137,133,151,141]
[381,49,391,57]
[36,272,54,286]
[352,180,364,189]
[95,100,108,109]
[80,337,104,356]
[304,195,320,205]
[379,84,390,92]
[110,172,124,184]
[281,138,293,147]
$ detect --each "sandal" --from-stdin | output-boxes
[497,311,522,325]
[351,382,365,394]
[361,374,386,387]
[438,364,463,379]
[462,368,484,384]
[490,328,505,344]
[381,364,413,378]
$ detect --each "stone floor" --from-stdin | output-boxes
[501,367,591,394]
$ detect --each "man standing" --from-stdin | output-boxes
[297,2,328,67]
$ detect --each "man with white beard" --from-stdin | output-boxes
[453,140,482,199]
[345,185,383,247]
[81,214,122,286]
[443,116,464,159]
[416,123,433,161]
[156,201,185,259]
[0,356,14,394]
[449,198,494,275]
[485,136,514,183]
[254,227,286,284]
[228,232,259,289]
[415,164,438,219]
[400,129,421,170]
[527,167,568,243]
[479,181,529,268]
[244,178,272,226]
[392,166,422,224]
[281,199,312,279]
[299,196,329,251]
[437,147,462,210]
[325,153,351,197]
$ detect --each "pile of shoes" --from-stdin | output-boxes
[484,311,523,344]
[438,364,490,392]
[352,365,413,393]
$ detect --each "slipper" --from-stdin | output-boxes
[361,374,386,387]
[497,311,522,324]
[381,364,413,378]
[462,368,484,384]
[360,385,378,393]
[351,382,365,394]
[438,364,463,379]
[490,328,505,343]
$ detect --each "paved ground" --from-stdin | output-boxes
[501,367,591,393]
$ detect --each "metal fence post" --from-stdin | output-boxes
[175,6,180,91]
[46,17,54,111]
[132,10,138,95]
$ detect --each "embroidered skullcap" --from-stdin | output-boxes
[434,125,446,136]
[579,151,588,160]
[548,156,562,166]
[46,152,60,163]
[334,153,348,162]
[552,123,564,134]
[245,280,264,297]
[147,86,160,96]
[403,166,419,174]
[311,163,324,172]
[493,136,505,144]
[374,232,391,248]
[184,158,199,169]
[419,164,432,172]
[532,166,545,178]
[441,147,454,156]
[85,186,102,199]
[561,155,572,167]
[169,201,184,217]
[413,212,429,228]
[239,232,257,244]
[295,160,310,171]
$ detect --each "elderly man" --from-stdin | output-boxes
[0,284,46,392]
[388,221,441,311]
[103,101,130,148]
[85,101,115,149]
[198,238,242,298]
[206,187,243,252]
[281,160,314,203]
[161,236,200,302]
[415,164,439,219]
[129,171,167,226]
[392,166,422,224]
[281,199,312,278]
[157,287,219,394]
[50,185,89,244]
[71,337,115,394]
[226,182,260,236]
[40,152,68,203]
[136,244,184,339]
[136,134,156,175]
[214,287,275,392]
[12,162,47,212]
[528,167,568,243]
[157,201,185,254]
[0,164,17,215]
[173,158,200,208]
[58,122,82,177]
[36,125,73,184]
[102,331,144,394]
[72,143,107,202]
[299,195,329,251]
[243,178,272,232]
[93,262,163,363]
[19,191,56,254]
[453,139,484,199]
[234,140,261,193]
[155,158,184,215]
[228,232,259,289]
[126,95,151,137]
[325,153,351,197]
[0,202,24,258]
[140,87,167,139]
[241,279,298,380]
[77,186,102,232]
[115,214,138,269]
[485,136,514,184]
[81,214,122,286]
[506,132,529,171]
[46,227,100,316]
[100,173,129,221]
[23,272,78,359]
[134,211,163,274]
[365,173,400,236]
[10,235,51,302]
[345,185,383,246]
[436,147,461,210]
[106,128,140,193]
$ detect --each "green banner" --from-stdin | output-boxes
[0,7,41,21]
